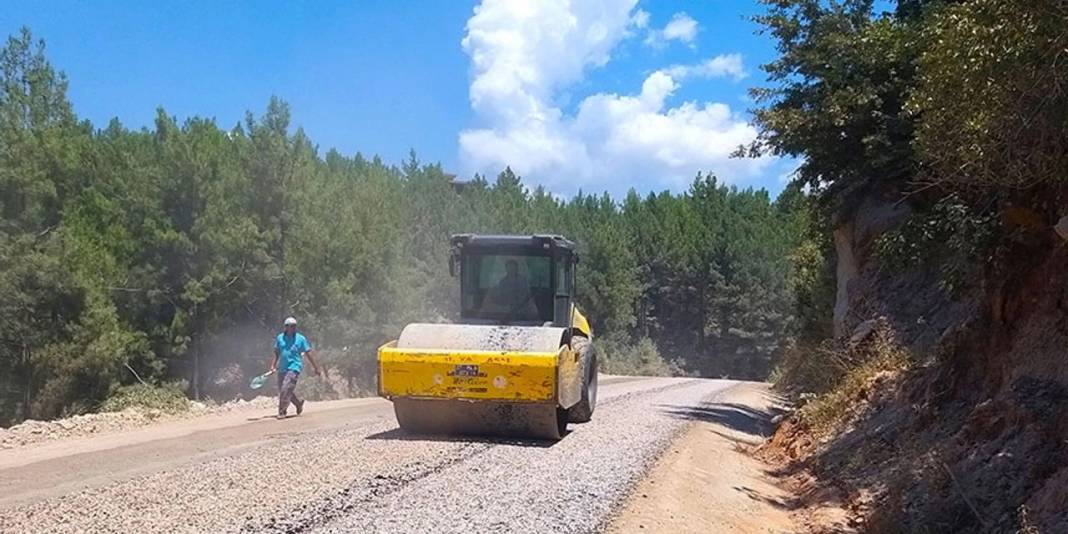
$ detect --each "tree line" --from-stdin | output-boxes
[746,0,1067,394]
[0,28,811,425]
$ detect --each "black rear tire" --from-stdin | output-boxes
[568,337,597,423]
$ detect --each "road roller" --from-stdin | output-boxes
[377,234,597,440]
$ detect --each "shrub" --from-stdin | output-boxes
[100,382,190,414]
[594,335,684,377]
[875,195,998,296]
[294,374,341,401]
[772,338,848,395]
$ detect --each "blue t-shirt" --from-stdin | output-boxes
[275,332,311,372]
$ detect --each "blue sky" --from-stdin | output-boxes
[1,1,796,198]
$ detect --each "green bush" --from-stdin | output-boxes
[293,374,341,401]
[594,335,684,377]
[875,195,998,295]
[100,382,190,414]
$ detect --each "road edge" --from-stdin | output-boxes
[601,381,797,533]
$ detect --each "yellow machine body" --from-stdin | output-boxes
[377,322,585,409]
[378,343,562,402]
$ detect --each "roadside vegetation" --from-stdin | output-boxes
[594,336,686,378]
[98,382,191,415]
[750,0,1068,531]
[753,0,1067,432]
[749,0,1064,394]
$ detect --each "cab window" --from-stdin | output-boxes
[461,253,552,322]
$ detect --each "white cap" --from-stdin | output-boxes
[283,317,297,326]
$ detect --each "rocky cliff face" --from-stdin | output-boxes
[777,193,1068,533]
[831,193,911,340]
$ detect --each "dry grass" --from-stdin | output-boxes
[794,324,911,439]
[1016,506,1042,534]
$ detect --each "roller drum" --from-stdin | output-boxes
[391,323,570,440]
[393,399,567,440]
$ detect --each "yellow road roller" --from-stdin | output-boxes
[377,234,596,440]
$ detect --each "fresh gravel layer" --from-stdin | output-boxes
[247,377,709,533]
[309,379,733,534]
[0,377,735,534]
[0,416,472,534]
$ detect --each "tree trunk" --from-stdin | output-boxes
[638,297,648,337]
[280,216,287,320]
[22,343,31,420]
[192,347,201,400]
[697,284,707,354]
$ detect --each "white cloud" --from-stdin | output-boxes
[630,9,650,30]
[662,12,698,43]
[459,0,773,196]
[664,54,747,82]
[644,12,698,49]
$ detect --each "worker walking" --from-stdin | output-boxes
[269,316,322,419]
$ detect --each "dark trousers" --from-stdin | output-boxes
[277,370,301,415]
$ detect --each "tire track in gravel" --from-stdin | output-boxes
[245,379,705,533]
[247,441,496,533]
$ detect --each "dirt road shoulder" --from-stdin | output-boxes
[606,382,797,534]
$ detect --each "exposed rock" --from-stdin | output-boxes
[832,195,911,339]
[1055,215,1068,241]
[849,319,879,346]
[768,203,1068,533]
[833,223,858,339]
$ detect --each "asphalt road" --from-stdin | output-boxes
[0,376,752,533]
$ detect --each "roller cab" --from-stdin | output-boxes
[377,235,596,440]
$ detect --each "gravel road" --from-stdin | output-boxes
[0,377,749,534]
